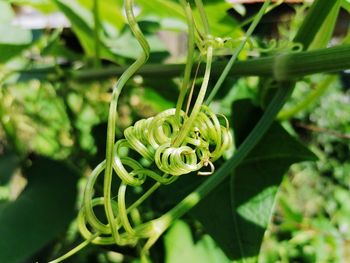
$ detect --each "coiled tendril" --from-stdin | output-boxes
[50,1,233,262]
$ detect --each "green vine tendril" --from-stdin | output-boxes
[50,0,235,262]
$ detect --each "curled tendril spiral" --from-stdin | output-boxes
[257,39,303,54]
[78,105,232,246]
[50,1,233,262]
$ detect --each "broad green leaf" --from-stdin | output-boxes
[0,2,34,62]
[0,152,19,184]
[0,16,33,63]
[0,25,33,45]
[193,1,241,38]
[106,27,167,60]
[137,0,185,20]
[0,157,78,263]
[0,1,15,23]
[191,100,317,260]
[309,0,341,50]
[164,220,232,263]
[77,0,125,33]
[53,0,168,63]
[52,0,119,62]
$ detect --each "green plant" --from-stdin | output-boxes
[0,0,349,263]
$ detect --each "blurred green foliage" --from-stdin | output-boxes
[0,0,349,263]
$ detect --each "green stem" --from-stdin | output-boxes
[172,46,213,147]
[278,75,336,120]
[103,0,150,244]
[48,233,99,263]
[175,1,195,122]
[294,0,338,49]
[194,0,210,35]
[205,0,271,104]
[15,44,350,82]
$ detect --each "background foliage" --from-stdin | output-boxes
[0,0,349,262]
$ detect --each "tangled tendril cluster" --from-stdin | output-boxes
[78,104,232,245]
[50,0,235,262]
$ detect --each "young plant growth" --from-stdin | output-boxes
[0,0,349,262]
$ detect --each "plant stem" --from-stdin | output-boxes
[175,1,195,122]
[205,0,271,104]
[278,75,336,120]
[69,44,350,80]
[194,0,210,35]
[15,44,350,82]
[103,0,150,244]
[293,0,338,49]
[172,46,213,147]
[48,233,99,263]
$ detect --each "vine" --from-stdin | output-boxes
[50,0,235,261]
[50,0,338,262]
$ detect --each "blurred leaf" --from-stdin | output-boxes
[106,26,168,60]
[309,0,341,50]
[0,22,33,63]
[52,0,119,62]
[53,0,168,62]
[77,0,125,33]
[0,152,19,184]
[0,157,78,263]
[138,0,185,20]
[164,220,232,263]
[0,2,34,62]
[9,0,58,13]
[342,0,350,13]
[0,1,15,23]
[191,100,317,260]
[194,1,241,38]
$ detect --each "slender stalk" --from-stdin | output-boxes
[48,233,99,263]
[14,44,350,82]
[205,0,271,104]
[194,0,210,35]
[72,45,350,80]
[278,75,336,120]
[172,46,213,147]
[294,0,338,49]
[175,1,195,122]
[103,0,150,244]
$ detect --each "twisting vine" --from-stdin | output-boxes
[50,0,235,262]
[47,0,341,261]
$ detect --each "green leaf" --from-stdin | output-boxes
[77,0,125,32]
[191,100,317,261]
[0,157,78,263]
[52,0,119,62]
[0,1,15,23]
[194,1,241,38]
[164,220,232,263]
[137,0,185,20]
[0,2,33,63]
[309,0,341,50]
[9,0,57,13]
[0,22,33,64]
